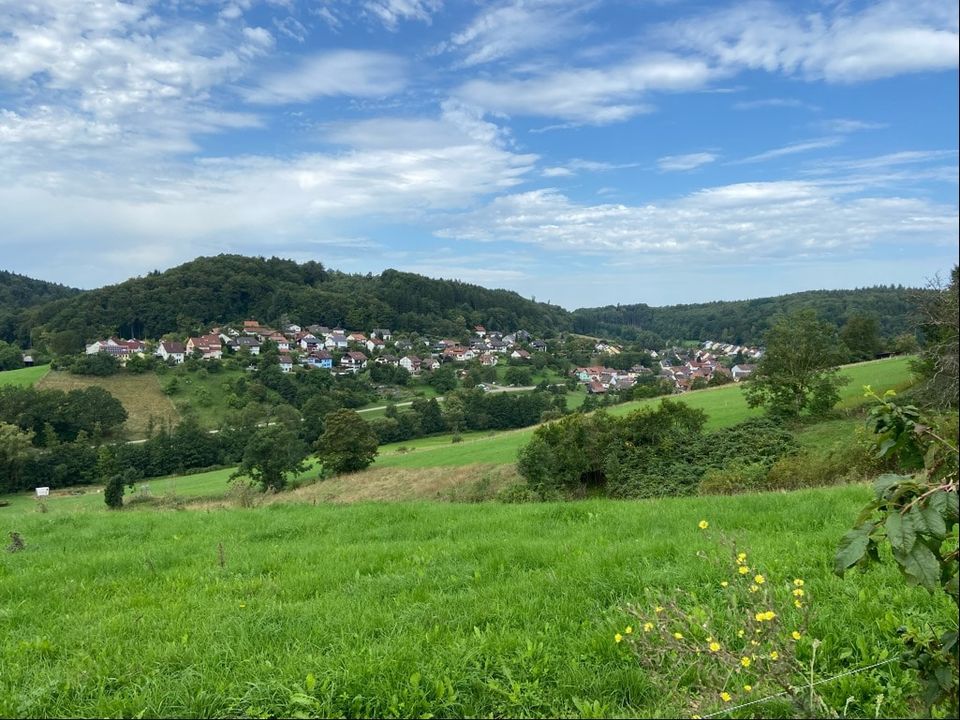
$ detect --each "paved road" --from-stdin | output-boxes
[356,385,537,414]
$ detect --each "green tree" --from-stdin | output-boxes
[316,409,378,475]
[743,309,849,419]
[0,422,35,493]
[914,265,959,408]
[840,313,881,361]
[504,366,533,386]
[231,424,308,492]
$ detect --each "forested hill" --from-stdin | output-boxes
[0,270,80,342]
[571,286,925,346]
[8,255,571,349]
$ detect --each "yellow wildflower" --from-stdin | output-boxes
[749,584,759,593]
[794,600,803,608]
[720,692,732,703]
[743,685,752,693]
[614,633,623,643]
[738,565,750,575]
[721,581,729,588]
[754,610,776,621]
[655,606,664,614]
[754,574,765,584]
[673,632,684,640]
[792,588,805,597]
[740,656,751,668]
[737,630,745,638]
[793,578,804,587]
[769,651,779,660]
[791,631,802,640]
[698,520,709,530]
[709,641,721,652]
[625,626,633,635]
[643,622,653,632]
[751,640,759,646]
[737,552,747,563]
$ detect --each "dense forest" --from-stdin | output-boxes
[0,270,80,343]
[570,286,926,346]
[0,255,928,352]
[3,255,570,351]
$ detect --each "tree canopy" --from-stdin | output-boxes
[743,309,849,418]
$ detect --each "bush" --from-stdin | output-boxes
[765,438,880,491]
[698,461,770,495]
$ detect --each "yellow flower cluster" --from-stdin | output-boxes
[754,610,776,622]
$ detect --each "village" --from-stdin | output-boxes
[82,320,764,395]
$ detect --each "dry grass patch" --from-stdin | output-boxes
[37,371,179,437]
[278,464,522,504]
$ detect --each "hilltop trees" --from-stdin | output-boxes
[744,309,849,419]
[914,265,959,408]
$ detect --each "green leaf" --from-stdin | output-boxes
[835,522,875,575]
[910,502,947,540]
[885,512,916,553]
[872,473,907,499]
[899,542,941,592]
[305,673,316,693]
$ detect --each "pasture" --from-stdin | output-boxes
[373,356,915,470]
[0,484,949,718]
[0,364,50,387]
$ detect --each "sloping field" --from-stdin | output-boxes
[0,484,948,718]
[374,356,916,470]
[0,364,50,387]
[37,370,180,437]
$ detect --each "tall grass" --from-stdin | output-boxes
[0,485,950,717]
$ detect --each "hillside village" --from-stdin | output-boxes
[81,319,764,395]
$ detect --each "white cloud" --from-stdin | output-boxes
[439,0,591,66]
[243,50,408,103]
[735,137,843,164]
[363,0,442,30]
[0,104,539,284]
[455,53,716,124]
[658,152,718,172]
[664,0,959,83]
[733,97,817,111]
[436,181,958,260]
[816,118,887,134]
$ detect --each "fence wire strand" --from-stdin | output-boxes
[701,656,899,718]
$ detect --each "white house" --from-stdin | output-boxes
[157,341,186,364]
[731,364,757,381]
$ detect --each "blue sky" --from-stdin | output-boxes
[0,0,957,308]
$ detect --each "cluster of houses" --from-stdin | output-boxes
[85,320,549,376]
[572,365,652,394]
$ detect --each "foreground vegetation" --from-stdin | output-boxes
[1,485,952,718]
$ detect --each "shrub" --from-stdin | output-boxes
[698,461,770,495]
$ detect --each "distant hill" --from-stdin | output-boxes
[0,270,80,345]
[571,287,926,346]
[11,255,571,348]
[2,255,928,352]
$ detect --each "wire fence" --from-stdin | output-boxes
[701,657,900,718]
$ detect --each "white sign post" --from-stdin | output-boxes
[35,487,50,498]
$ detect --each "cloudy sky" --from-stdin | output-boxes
[1,0,957,308]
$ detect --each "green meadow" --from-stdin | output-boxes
[0,364,50,387]
[1,485,951,718]
[374,357,915,470]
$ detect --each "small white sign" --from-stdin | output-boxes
[35,487,50,497]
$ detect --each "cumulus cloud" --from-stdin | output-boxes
[437,181,958,259]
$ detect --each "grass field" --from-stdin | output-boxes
[373,357,916,470]
[0,484,950,718]
[163,367,245,429]
[37,370,180,437]
[0,364,50,387]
